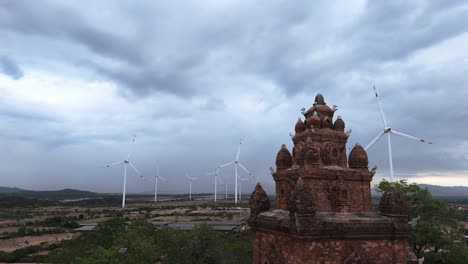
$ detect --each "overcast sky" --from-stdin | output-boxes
[1,0,468,195]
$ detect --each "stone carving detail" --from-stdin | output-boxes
[287,177,316,233]
[344,252,370,264]
[265,243,286,264]
[306,112,321,128]
[329,177,350,212]
[287,177,316,216]
[304,137,320,165]
[320,142,342,166]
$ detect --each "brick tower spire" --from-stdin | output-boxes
[249,94,417,264]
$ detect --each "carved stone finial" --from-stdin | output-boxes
[370,165,377,176]
[379,184,408,219]
[288,177,316,215]
[276,144,293,171]
[333,116,345,131]
[348,143,368,169]
[314,93,326,105]
[249,183,270,223]
[295,118,306,133]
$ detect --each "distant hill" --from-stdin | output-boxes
[0,187,100,200]
[372,184,468,198]
[0,186,25,193]
[419,184,468,197]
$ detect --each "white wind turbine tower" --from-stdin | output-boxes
[237,175,249,201]
[186,172,198,200]
[153,163,167,203]
[223,178,231,200]
[366,86,432,182]
[106,135,143,208]
[219,139,252,204]
[207,166,223,203]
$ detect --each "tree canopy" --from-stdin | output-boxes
[47,218,252,264]
[376,179,467,263]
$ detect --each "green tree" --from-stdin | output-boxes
[47,218,253,264]
[376,179,465,262]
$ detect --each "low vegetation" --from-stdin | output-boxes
[47,218,252,264]
[377,179,468,264]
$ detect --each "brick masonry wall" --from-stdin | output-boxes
[254,230,410,264]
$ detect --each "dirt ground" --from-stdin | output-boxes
[0,232,76,252]
[0,196,250,258]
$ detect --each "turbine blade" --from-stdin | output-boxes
[219,161,235,168]
[128,161,142,176]
[159,176,168,182]
[216,175,224,184]
[237,162,251,174]
[365,131,385,151]
[391,130,433,144]
[192,177,198,180]
[236,139,242,161]
[106,161,125,167]
[127,134,137,160]
[142,177,151,183]
[373,86,388,127]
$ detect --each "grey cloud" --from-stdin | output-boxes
[0,56,23,79]
[347,1,468,62]
[0,1,143,66]
[1,1,468,192]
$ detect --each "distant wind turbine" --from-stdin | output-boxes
[106,135,143,208]
[223,178,231,200]
[237,175,249,201]
[366,86,432,182]
[207,165,223,203]
[186,172,198,200]
[153,162,167,203]
[219,139,252,204]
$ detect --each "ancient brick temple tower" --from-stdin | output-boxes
[249,94,417,264]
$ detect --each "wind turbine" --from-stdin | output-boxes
[207,166,223,203]
[106,135,143,208]
[223,178,231,200]
[186,172,198,200]
[219,139,252,204]
[366,86,432,182]
[153,163,167,203]
[237,175,249,201]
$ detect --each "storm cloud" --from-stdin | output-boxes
[0,0,468,193]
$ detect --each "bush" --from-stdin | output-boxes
[47,218,252,264]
